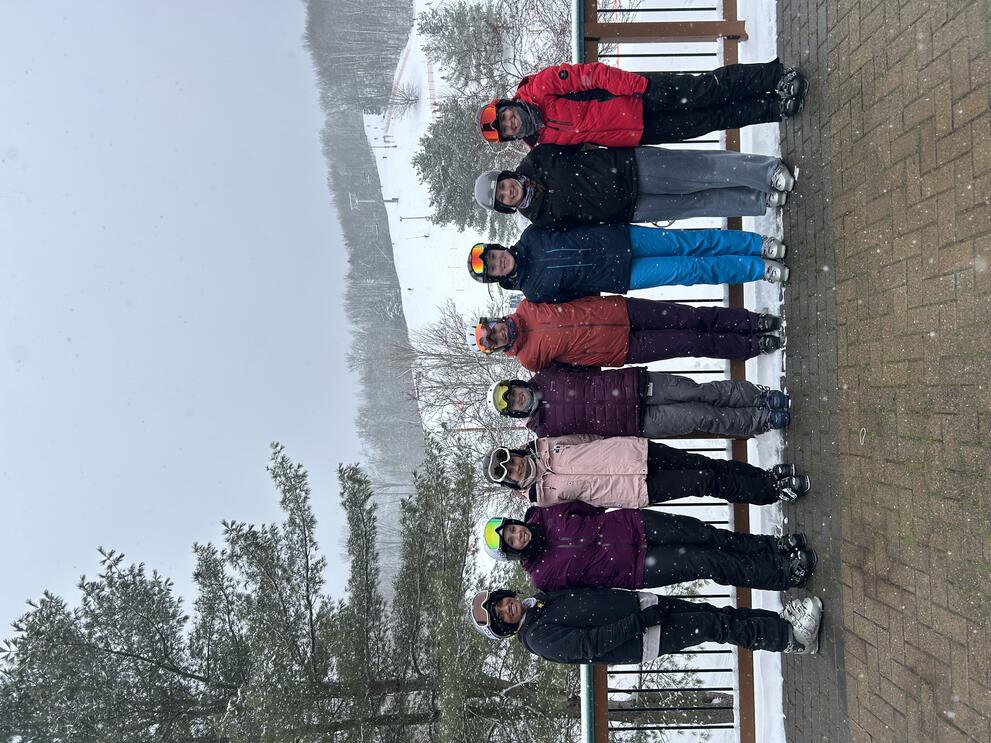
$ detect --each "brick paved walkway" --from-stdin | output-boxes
[777,0,991,741]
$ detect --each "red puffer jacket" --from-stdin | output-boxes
[514,62,647,147]
[506,296,631,372]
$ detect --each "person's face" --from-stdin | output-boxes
[507,385,532,413]
[485,320,510,350]
[505,453,529,484]
[485,248,516,278]
[496,178,523,207]
[495,595,525,625]
[498,107,522,138]
[502,523,532,551]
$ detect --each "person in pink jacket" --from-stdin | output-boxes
[482,434,811,507]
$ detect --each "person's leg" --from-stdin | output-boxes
[641,509,778,553]
[625,298,760,335]
[651,596,791,652]
[629,255,766,288]
[634,147,780,195]
[644,372,762,407]
[639,61,785,109]
[629,226,764,258]
[644,443,778,504]
[640,402,771,437]
[632,189,768,222]
[639,99,781,144]
[627,329,758,362]
[642,545,791,590]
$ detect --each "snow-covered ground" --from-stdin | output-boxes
[364,1,790,740]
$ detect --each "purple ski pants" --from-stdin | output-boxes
[624,298,761,362]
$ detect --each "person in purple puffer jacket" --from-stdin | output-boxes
[480,502,817,592]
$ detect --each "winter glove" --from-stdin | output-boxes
[638,605,664,631]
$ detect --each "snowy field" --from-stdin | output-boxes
[364,1,790,740]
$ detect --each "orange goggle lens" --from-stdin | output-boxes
[479,103,500,142]
[469,244,487,276]
[475,323,493,353]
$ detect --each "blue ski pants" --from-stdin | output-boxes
[628,226,766,288]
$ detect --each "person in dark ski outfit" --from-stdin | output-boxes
[478,60,809,148]
[466,295,784,372]
[473,145,796,230]
[482,435,812,509]
[466,225,790,298]
[487,367,791,438]
[480,503,817,592]
[469,587,825,663]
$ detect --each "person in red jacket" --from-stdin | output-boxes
[478,60,808,148]
[466,295,782,372]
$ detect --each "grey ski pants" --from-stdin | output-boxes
[632,147,780,222]
[640,371,772,437]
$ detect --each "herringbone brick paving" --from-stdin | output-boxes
[778,0,990,741]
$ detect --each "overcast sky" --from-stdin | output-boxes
[0,2,362,631]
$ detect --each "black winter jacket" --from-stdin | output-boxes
[499,224,634,303]
[516,145,639,229]
[517,588,647,664]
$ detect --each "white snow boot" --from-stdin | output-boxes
[761,236,787,260]
[766,190,788,208]
[781,597,823,654]
[770,163,796,192]
[763,260,790,283]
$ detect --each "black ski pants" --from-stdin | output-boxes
[645,441,778,505]
[652,595,791,653]
[624,297,761,363]
[640,510,791,590]
[639,60,785,144]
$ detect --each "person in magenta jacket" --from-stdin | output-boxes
[480,503,817,592]
[478,60,808,148]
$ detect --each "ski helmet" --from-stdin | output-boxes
[481,516,534,562]
[487,380,534,419]
[474,171,517,214]
[469,588,520,640]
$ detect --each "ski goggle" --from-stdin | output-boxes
[468,243,489,278]
[479,100,500,143]
[491,382,511,412]
[482,517,506,552]
[487,447,512,483]
[474,321,500,353]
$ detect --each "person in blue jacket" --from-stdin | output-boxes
[466,223,789,301]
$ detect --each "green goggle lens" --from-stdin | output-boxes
[483,518,504,551]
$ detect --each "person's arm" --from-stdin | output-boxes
[553,500,604,518]
[523,63,647,99]
[545,433,603,446]
[525,613,643,663]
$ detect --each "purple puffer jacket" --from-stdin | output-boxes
[526,365,644,438]
[521,501,647,591]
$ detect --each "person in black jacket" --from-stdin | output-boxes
[473,145,796,230]
[469,587,824,664]
[466,224,789,300]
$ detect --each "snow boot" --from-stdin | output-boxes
[780,94,805,117]
[758,334,784,354]
[781,596,823,654]
[775,533,808,554]
[771,463,797,480]
[786,550,818,588]
[769,410,792,429]
[766,190,788,208]
[776,68,809,100]
[761,236,787,260]
[770,163,796,192]
[764,260,790,283]
[757,314,782,333]
[777,475,812,501]
[756,387,790,410]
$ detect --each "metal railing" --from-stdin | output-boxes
[574,2,758,742]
